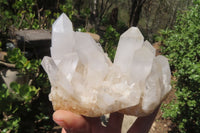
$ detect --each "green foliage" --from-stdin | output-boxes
[10,82,39,102]
[0,48,51,132]
[100,25,120,61]
[59,0,76,20]
[0,82,38,133]
[1,0,39,31]
[6,48,41,75]
[0,0,76,34]
[159,1,200,132]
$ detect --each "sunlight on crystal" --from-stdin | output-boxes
[41,13,171,117]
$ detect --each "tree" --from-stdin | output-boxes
[88,0,115,29]
[129,0,146,27]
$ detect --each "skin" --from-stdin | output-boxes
[53,106,159,133]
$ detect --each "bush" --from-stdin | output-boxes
[100,25,120,61]
[157,1,200,132]
[0,48,52,132]
[0,0,75,33]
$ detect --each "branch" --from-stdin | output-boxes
[18,13,25,28]
[101,0,104,14]
[100,0,112,20]
[140,0,147,5]
[0,61,15,68]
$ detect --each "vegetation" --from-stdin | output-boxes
[0,0,75,32]
[158,0,200,132]
[100,25,120,61]
[0,48,51,132]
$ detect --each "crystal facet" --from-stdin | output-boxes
[41,13,171,117]
[114,27,144,74]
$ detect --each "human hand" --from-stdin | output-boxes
[53,107,159,133]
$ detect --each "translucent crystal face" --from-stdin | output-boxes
[41,13,171,117]
[51,13,75,64]
[114,27,144,74]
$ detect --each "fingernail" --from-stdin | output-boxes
[54,120,68,128]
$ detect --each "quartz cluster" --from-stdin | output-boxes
[41,13,171,117]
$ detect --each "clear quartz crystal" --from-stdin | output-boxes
[42,13,171,117]
[114,27,144,75]
[50,13,75,64]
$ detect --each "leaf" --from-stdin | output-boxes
[10,82,20,94]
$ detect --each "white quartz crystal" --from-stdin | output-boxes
[41,13,171,117]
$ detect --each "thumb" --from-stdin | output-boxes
[53,110,90,133]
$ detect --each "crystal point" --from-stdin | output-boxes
[121,27,144,40]
[114,27,144,74]
[51,13,75,63]
[52,13,73,33]
[144,40,156,56]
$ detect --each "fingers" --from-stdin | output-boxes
[108,112,124,130]
[127,106,160,133]
[53,110,90,133]
[87,112,124,133]
[53,110,124,133]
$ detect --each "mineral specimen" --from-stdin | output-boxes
[41,13,171,117]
